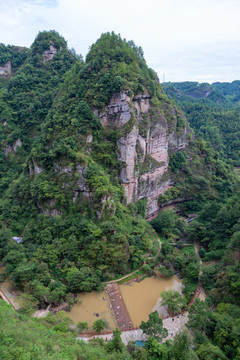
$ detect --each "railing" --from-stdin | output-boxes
[78,327,140,337]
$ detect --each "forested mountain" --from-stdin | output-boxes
[162,80,240,106]
[160,79,240,359]
[163,81,240,165]
[0,31,240,359]
[0,30,228,297]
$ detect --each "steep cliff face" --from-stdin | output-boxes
[96,91,191,217]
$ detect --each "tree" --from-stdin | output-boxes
[198,248,206,259]
[45,311,73,333]
[150,209,176,237]
[196,343,228,360]
[187,299,211,333]
[144,337,170,359]
[66,266,99,292]
[18,294,38,316]
[160,290,186,315]
[11,261,36,284]
[48,281,67,305]
[140,311,168,341]
[30,280,50,302]
[77,321,88,333]
[0,226,11,257]
[172,330,198,360]
[93,319,107,333]
[107,328,124,353]
[185,262,200,281]
[169,151,188,172]
[142,264,153,276]
[3,249,26,274]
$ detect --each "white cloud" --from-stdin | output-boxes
[0,0,239,82]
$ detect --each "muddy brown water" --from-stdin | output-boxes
[67,290,118,330]
[120,274,182,327]
[68,274,182,330]
[1,267,182,329]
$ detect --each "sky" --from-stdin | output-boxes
[0,0,240,83]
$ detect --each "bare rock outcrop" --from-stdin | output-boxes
[0,61,11,77]
[35,90,191,219]
[29,159,44,175]
[33,160,44,174]
[95,92,132,127]
[13,138,22,152]
[100,91,191,217]
[4,138,22,156]
[43,45,57,63]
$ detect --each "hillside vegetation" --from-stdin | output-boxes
[163,81,240,165]
[0,31,240,360]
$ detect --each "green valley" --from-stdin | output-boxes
[0,30,240,360]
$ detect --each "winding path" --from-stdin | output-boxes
[104,237,162,285]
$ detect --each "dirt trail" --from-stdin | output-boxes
[194,241,204,278]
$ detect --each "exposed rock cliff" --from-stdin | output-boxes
[4,138,22,156]
[96,91,191,217]
[42,44,57,63]
[3,31,191,221]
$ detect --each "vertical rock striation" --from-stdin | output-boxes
[99,91,191,217]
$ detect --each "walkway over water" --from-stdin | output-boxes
[105,283,132,330]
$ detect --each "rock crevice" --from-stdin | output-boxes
[101,92,191,217]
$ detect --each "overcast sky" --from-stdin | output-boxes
[0,0,240,83]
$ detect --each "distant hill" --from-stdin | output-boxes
[162,81,240,166]
[162,80,240,107]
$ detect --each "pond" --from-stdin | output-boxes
[120,273,182,327]
[67,290,117,330]
[67,273,182,330]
